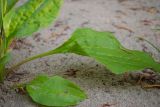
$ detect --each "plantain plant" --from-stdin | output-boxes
[0,0,160,107]
[0,0,64,81]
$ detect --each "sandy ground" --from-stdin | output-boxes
[0,0,160,107]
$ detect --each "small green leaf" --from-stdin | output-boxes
[4,0,63,38]
[26,75,87,107]
[47,28,160,74]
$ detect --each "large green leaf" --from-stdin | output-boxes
[46,28,160,74]
[4,0,63,38]
[11,28,160,74]
[26,75,87,107]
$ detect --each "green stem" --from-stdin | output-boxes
[8,48,62,74]
[0,64,6,82]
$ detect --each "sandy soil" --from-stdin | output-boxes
[0,0,160,107]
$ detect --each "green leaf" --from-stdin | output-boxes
[47,28,160,74]
[26,75,87,107]
[4,0,63,38]
[10,28,160,74]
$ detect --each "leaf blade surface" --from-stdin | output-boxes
[50,28,160,74]
[26,75,87,107]
[4,0,63,38]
